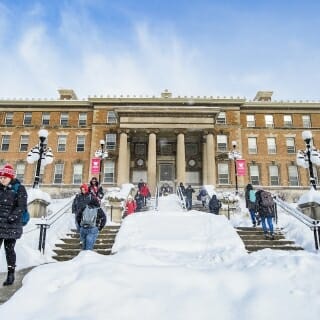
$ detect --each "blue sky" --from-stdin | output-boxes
[0,0,320,100]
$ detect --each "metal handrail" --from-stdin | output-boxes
[176,187,186,209]
[274,196,320,250]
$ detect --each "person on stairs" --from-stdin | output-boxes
[88,177,104,204]
[72,183,93,232]
[0,164,28,286]
[245,184,260,227]
[208,194,222,215]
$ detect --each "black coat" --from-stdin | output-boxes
[72,192,92,215]
[0,179,27,239]
[255,190,275,218]
[75,194,106,230]
[209,195,221,214]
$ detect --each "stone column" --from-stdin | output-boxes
[176,131,186,185]
[202,138,208,185]
[147,131,157,194]
[117,131,128,186]
[206,132,216,185]
[127,138,131,182]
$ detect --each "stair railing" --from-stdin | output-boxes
[274,196,320,250]
[176,187,186,209]
[35,198,74,253]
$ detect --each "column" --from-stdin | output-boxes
[127,138,131,183]
[176,132,186,184]
[202,138,208,185]
[147,132,157,194]
[117,131,128,186]
[206,133,216,185]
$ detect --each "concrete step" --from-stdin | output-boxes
[55,243,113,250]
[61,238,115,245]
[235,226,304,253]
[53,248,112,256]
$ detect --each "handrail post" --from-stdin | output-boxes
[313,221,319,250]
[36,222,50,254]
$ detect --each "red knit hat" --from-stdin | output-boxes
[80,183,89,192]
[0,164,16,179]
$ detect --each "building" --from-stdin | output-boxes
[0,89,319,197]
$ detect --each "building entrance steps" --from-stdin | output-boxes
[53,225,120,262]
[235,226,304,253]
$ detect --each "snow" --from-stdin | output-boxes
[1,193,320,319]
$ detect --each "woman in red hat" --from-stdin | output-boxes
[0,164,28,286]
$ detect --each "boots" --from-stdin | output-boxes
[3,266,15,286]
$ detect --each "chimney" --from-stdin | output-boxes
[58,89,78,100]
[254,91,273,102]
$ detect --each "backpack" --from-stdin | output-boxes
[249,190,256,203]
[260,190,274,209]
[80,205,98,228]
[12,182,30,226]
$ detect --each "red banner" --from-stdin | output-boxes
[91,158,101,174]
[236,159,246,176]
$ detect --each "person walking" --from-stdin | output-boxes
[134,191,144,212]
[245,184,259,227]
[125,195,137,216]
[140,183,150,206]
[198,187,208,207]
[89,177,104,203]
[255,189,276,240]
[185,185,195,210]
[76,189,106,250]
[72,183,92,232]
[208,194,222,215]
[0,164,28,286]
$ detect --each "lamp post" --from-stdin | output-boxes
[27,129,53,188]
[228,140,242,195]
[296,131,320,190]
[94,139,108,184]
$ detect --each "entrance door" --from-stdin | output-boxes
[159,163,174,183]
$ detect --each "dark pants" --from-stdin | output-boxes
[0,238,17,267]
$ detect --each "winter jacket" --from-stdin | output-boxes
[89,181,104,202]
[255,190,275,218]
[72,192,93,215]
[126,200,137,214]
[135,193,144,210]
[140,184,150,198]
[185,186,195,199]
[75,194,106,230]
[209,195,221,214]
[0,178,27,239]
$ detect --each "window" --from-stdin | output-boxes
[103,160,115,183]
[246,115,255,127]
[302,115,311,128]
[107,111,117,124]
[216,112,226,124]
[267,137,277,154]
[249,165,260,185]
[60,112,69,126]
[106,133,116,150]
[16,163,25,182]
[23,112,32,125]
[248,137,257,154]
[78,112,87,126]
[42,112,50,125]
[73,163,83,184]
[53,163,64,184]
[284,115,293,127]
[286,138,296,154]
[217,135,227,152]
[76,135,85,152]
[288,165,299,186]
[1,135,10,151]
[218,163,229,184]
[269,165,279,186]
[5,112,13,125]
[57,135,67,152]
[20,135,29,152]
[265,115,274,128]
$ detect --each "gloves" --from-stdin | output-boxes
[7,215,18,223]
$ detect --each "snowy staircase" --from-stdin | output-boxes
[236,227,304,253]
[53,225,120,261]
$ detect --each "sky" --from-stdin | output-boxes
[1,0,320,101]
[0,190,320,319]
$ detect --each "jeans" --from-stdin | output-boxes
[261,216,274,234]
[80,226,99,250]
[186,198,192,210]
[249,208,256,224]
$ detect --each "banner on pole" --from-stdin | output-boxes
[236,159,246,176]
[91,157,101,175]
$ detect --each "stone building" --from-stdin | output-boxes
[0,89,319,196]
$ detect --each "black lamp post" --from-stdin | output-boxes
[27,129,53,188]
[228,140,241,195]
[297,131,320,190]
[94,139,108,184]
